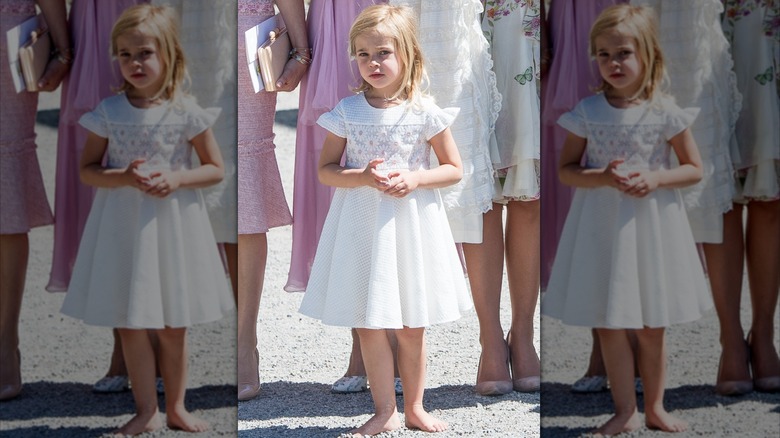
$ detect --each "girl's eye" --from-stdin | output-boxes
[379,50,390,56]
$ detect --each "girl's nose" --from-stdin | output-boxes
[369,59,380,67]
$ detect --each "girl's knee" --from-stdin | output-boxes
[394,327,424,344]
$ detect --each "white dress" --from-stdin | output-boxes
[390,0,500,243]
[299,94,473,329]
[61,94,235,329]
[632,0,741,242]
[542,94,712,329]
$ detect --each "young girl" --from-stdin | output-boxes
[60,5,233,435]
[298,5,473,435]
[542,4,712,435]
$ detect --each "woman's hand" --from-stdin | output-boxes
[37,57,70,91]
[275,58,308,92]
[362,158,389,190]
[384,171,420,198]
[144,170,182,198]
[622,170,660,198]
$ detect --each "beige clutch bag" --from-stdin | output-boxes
[256,25,290,92]
[18,26,51,92]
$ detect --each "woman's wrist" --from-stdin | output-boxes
[52,46,74,65]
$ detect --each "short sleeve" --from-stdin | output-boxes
[664,103,700,140]
[424,102,460,140]
[184,97,221,140]
[557,100,588,138]
[78,102,109,138]
[316,100,347,138]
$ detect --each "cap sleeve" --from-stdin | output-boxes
[557,100,588,138]
[78,101,109,138]
[424,102,460,140]
[664,103,700,140]
[316,99,347,138]
[184,97,221,140]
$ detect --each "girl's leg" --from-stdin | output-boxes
[745,200,780,391]
[505,200,541,391]
[703,205,752,393]
[237,233,266,400]
[156,327,208,432]
[462,204,512,395]
[353,328,401,436]
[595,328,642,435]
[116,328,163,435]
[396,327,447,432]
[633,327,687,432]
[0,234,28,400]
[225,242,238,303]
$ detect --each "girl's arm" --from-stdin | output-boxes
[318,132,389,189]
[558,132,627,189]
[623,128,703,197]
[145,128,224,197]
[384,127,462,198]
[80,132,151,189]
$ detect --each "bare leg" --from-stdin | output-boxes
[634,327,687,432]
[237,233,266,400]
[343,329,366,377]
[595,329,642,435]
[352,328,401,436]
[585,330,607,377]
[116,329,163,435]
[746,200,780,391]
[224,242,238,303]
[463,205,512,395]
[156,328,208,432]
[703,206,752,393]
[0,234,28,401]
[505,200,540,391]
[105,329,128,377]
[395,327,447,432]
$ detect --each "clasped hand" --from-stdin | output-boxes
[603,159,659,198]
[124,159,180,198]
[363,158,419,198]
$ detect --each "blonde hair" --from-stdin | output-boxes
[111,4,189,101]
[349,4,426,101]
[589,4,665,100]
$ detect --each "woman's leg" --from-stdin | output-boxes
[0,234,28,400]
[395,327,447,432]
[634,327,687,432]
[703,205,752,393]
[116,328,163,435]
[746,200,780,391]
[462,204,512,395]
[505,200,541,391]
[237,233,266,400]
[595,328,642,435]
[225,242,238,303]
[353,328,401,436]
[156,327,208,432]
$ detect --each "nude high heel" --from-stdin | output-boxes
[715,341,753,396]
[747,331,780,393]
[475,342,513,396]
[0,349,22,401]
[507,332,540,393]
[238,348,260,401]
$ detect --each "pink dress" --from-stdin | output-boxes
[47,0,148,292]
[540,0,627,289]
[284,0,383,292]
[0,0,54,234]
[237,0,292,235]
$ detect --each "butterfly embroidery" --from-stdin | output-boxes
[514,66,534,85]
[754,66,774,85]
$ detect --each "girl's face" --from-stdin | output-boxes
[116,29,165,99]
[594,29,644,98]
[354,30,404,98]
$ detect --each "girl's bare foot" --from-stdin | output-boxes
[646,409,688,433]
[404,405,448,433]
[349,409,401,436]
[593,410,641,436]
[167,407,209,432]
[115,411,163,436]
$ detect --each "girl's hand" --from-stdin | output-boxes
[384,171,420,198]
[363,158,389,190]
[145,170,181,198]
[275,58,308,92]
[602,159,630,189]
[124,159,152,190]
[622,170,660,198]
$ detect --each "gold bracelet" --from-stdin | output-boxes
[53,47,74,65]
